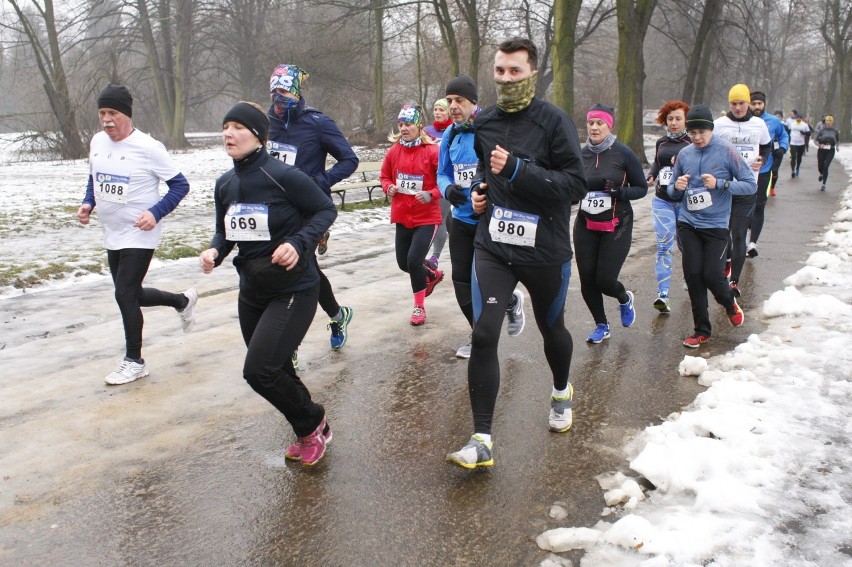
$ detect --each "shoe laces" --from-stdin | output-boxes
[412,306,424,316]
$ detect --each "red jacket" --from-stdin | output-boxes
[380,141,442,228]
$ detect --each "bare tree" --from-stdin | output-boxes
[128,0,197,149]
[3,0,87,158]
[616,0,657,161]
[818,0,852,138]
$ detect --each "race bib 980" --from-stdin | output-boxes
[488,206,538,247]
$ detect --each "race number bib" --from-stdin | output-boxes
[489,206,538,247]
[95,172,130,204]
[580,191,613,215]
[396,173,424,195]
[658,166,674,187]
[685,187,713,211]
[453,163,477,188]
[225,203,270,241]
[267,141,298,164]
[736,144,758,164]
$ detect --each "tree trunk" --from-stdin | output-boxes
[681,0,720,105]
[432,0,460,77]
[7,0,86,159]
[551,0,582,115]
[372,0,385,135]
[616,0,656,163]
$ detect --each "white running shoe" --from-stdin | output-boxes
[105,358,149,385]
[179,288,198,333]
[455,342,472,359]
[506,289,526,336]
[549,384,574,433]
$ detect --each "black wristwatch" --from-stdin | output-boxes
[723,180,731,191]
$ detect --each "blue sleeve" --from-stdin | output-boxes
[148,172,189,222]
[83,175,96,209]
[437,133,454,196]
[318,116,358,189]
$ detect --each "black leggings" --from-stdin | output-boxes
[447,216,477,326]
[790,145,805,172]
[238,285,324,437]
[107,248,186,360]
[817,148,836,183]
[468,248,573,435]
[748,171,773,244]
[573,213,633,325]
[727,194,755,283]
[395,224,438,293]
[678,223,735,336]
[317,265,340,318]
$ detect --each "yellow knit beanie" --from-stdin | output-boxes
[728,84,750,103]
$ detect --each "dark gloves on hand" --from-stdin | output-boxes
[773,147,786,162]
[445,184,468,206]
[601,179,622,199]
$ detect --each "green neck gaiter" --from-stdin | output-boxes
[496,72,537,113]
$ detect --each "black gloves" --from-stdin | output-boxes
[445,184,468,206]
[772,147,786,162]
[601,179,622,199]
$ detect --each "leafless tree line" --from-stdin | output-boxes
[0,0,848,160]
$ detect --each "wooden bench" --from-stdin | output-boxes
[330,161,384,209]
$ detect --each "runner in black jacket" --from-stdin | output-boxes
[575,103,648,343]
[447,38,588,470]
[199,102,337,467]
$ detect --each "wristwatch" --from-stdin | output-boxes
[723,180,731,190]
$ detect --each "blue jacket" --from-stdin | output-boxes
[760,113,789,173]
[437,124,478,225]
[267,98,358,196]
[668,135,757,229]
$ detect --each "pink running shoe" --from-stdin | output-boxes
[424,269,444,297]
[285,419,332,462]
[410,305,426,326]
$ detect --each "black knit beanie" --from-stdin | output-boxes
[750,91,766,103]
[685,104,714,130]
[223,102,269,143]
[445,75,478,104]
[97,84,133,118]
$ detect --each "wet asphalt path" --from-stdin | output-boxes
[0,151,845,566]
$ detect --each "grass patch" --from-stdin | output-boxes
[340,199,389,212]
[155,244,202,261]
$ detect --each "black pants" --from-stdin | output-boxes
[678,223,735,336]
[395,224,438,294]
[107,248,186,360]
[727,194,755,283]
[748,171,773,244]
[447,216,477,326]
[790,145,805,173]
[317,265,341,319]
[468,248,573,435]
[817,147,836,183]
[573,213,633,325]
[238,284,324,437]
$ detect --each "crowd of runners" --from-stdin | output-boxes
[76,37,841,469]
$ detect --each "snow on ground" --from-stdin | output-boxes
[4,133,851,565]
[0,133,389,298]
[538,150,852,565]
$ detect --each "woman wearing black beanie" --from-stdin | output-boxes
[198,101,338,466]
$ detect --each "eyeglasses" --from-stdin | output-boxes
[687,129,711,137]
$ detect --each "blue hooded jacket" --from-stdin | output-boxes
[668,135,757,229]
[437,122,478,225]
[267,97,358,196]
